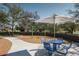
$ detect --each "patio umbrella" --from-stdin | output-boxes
[34,14,73,38]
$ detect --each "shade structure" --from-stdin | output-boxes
[34,15,74,38]
[35,15,73,24]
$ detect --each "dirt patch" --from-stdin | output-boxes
[17,35,54,43]
[0,38,12,55]
[17,35,70,44]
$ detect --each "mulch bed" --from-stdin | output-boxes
[0,38,12,55]
[17,35,70,43]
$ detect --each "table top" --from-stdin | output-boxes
[48,39,64,44]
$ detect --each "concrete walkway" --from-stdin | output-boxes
[3,37,41,56]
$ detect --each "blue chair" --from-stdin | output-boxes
[43,42,53,55]
[57,42,73,55]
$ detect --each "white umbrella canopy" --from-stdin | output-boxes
[34,15,73,24]
[34,15,74,38]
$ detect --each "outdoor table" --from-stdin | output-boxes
[48,39,64,52]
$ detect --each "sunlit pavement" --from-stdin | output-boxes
[3,37,79,56]
[3,37,41,56]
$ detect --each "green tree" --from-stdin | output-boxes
[18,10,40,32]
[63,4,79,34]
[18,10,34,32]
[61,22,77,34]
[0,7,8,32]
[3,3,22,33]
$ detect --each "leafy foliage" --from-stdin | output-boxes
[61,22,76,34]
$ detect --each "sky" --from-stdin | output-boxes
[0,3,75,19]
[18,3,75,19]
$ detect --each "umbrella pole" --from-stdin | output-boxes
[44,24,48,36]
[32,26,34,42]
[53,14,56,38]
[54,20,55,38]
[54,19,55,38]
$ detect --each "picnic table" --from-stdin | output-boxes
[48,39,64,52]
[43,38,73,56]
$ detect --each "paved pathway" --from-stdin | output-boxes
[3,37,41,56]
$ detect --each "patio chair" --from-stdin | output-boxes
[43,42,53,56]
[57,41,73,55]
